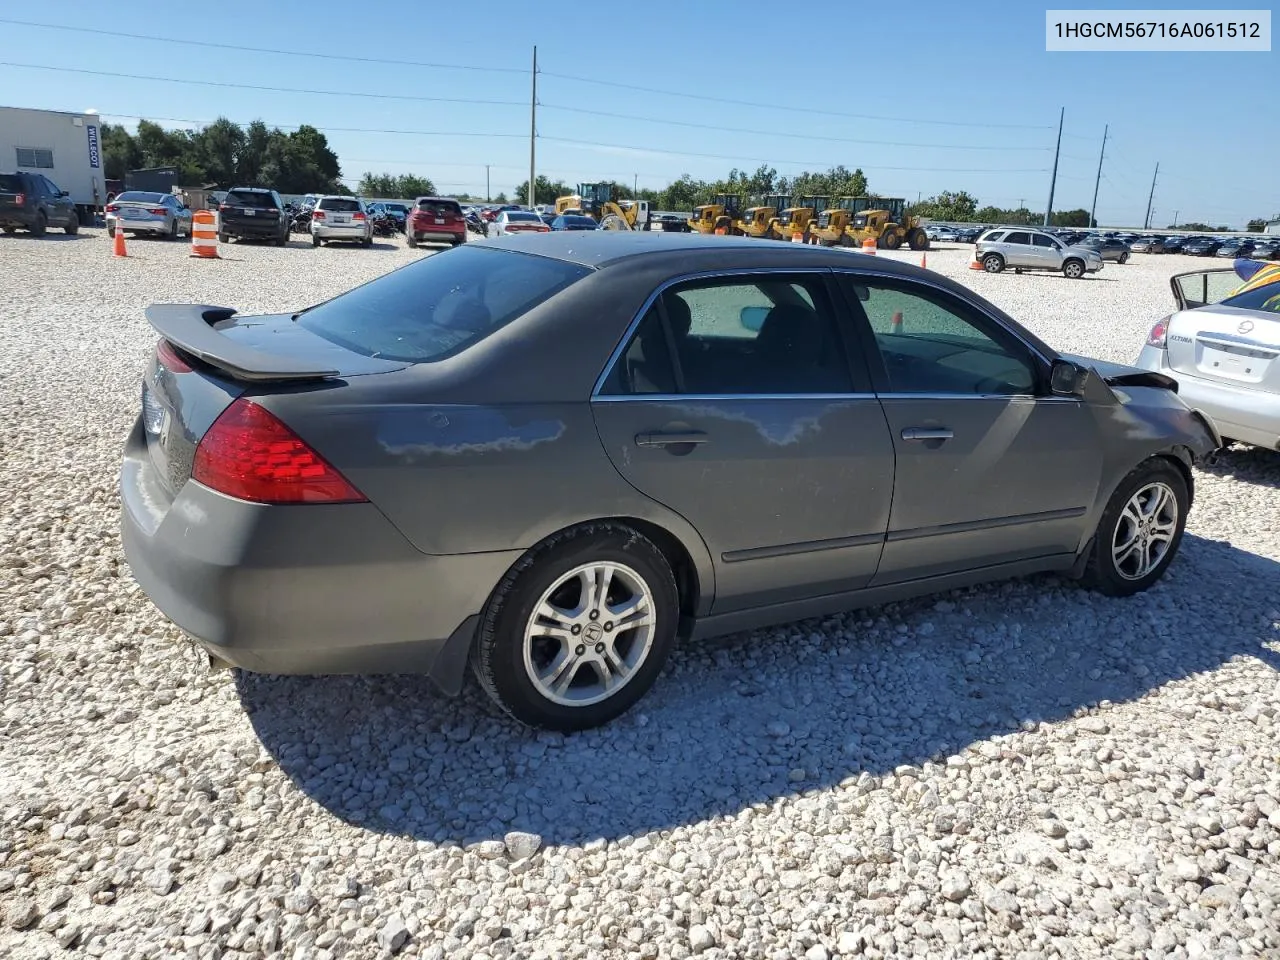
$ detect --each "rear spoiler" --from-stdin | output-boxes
[145,304,340,381]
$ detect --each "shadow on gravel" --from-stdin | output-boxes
[237,533,1280,849]
[0,232,91,241]
[1202,444,1280,489]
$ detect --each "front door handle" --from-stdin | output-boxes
[901,427,954,442]
[636,430,709,447]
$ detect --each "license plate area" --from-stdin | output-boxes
[1198,342,1274,384]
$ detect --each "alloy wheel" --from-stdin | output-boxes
[1112,481,1178,580]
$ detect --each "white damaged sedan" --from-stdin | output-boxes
[1136,259,1280,451]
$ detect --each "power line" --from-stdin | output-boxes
[0,17,527,74]
[99,112,527,139]
[537,71,1055,130]
[539,103,1051,151]
[0,62,525,106]
[541,136,1048,172]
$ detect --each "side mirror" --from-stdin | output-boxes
[59,190,70,197]
[1049,359,1085,397]
[740,305,770,332]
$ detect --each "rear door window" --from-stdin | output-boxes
[297,246,590,363]
[227,190,278,209]
[318,197,362,212]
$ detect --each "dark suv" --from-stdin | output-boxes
[217,187,290,245]
[0,172,80,237]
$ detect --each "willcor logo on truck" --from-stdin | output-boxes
[87,125,100,169]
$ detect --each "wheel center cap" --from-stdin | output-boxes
[583,623,604,643]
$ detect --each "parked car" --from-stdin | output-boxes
[1181,237,1224,257]
[0,171,80,237]
[104,191,193,240]
[380,202,409,232]
[1131,236,1166,254]
[953,227,982,243]
[217,188,290,246]
[1162,236,1190,254]
[550,214,600,231]
[1214,239,1256,259]
[406,197,467,248]
[310,195,372,248]
[1250,240,1280,260]
[1074,236,1132,263]
[488,210,551,237]
[975,228,1105,278]
[933,226,960,242]
[121,233,1217,730]
[1135,259,1279,451]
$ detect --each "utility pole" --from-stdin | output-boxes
[485,165,490,203]
[1044,107,1064,227]
[1143,161,1159,229]
[634,173,638,198]
[1172,210,1179,228]
[528,46,538,209]
[1089,124,1107,228]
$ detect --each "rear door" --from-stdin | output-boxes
[1001,231,1034,268]
[838,272,1101,583]
[591,271,895,614]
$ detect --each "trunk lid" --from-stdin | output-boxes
[141,306,408,495]
[1165,305,1280,393]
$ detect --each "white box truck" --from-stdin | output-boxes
[0,106,110,220]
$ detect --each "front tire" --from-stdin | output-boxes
[1119,252,1129,264]
[65,212,79,235]
[880,229,903,251]
[1063,258,1085,279]
[907,228,929,251]
[1080,459,1189,597]
[472,523,679,731]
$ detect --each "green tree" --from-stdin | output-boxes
[1246,217,1270,232]
[99,122,141,180]
[1050,208,1091,227]
[358,173,436,198]
[494,191,508,203]
[511,175,571,206]
[915,190,979,222]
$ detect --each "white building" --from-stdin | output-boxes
[1266,219,1280,236]
[0,106,109,215]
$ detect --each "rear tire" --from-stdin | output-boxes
[168,219,179,240]
[219,232,229,244]
[907,228,929,251]
[362,234,372,247]
[881,229,903,251]
[31,212,47,237]
[1080,459,1189,597]
[472,523,679,731]
[406,234,417,248]
[982,254,1004,273]
[311,232,320,247]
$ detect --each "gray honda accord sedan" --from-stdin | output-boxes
[121,233,1220,730]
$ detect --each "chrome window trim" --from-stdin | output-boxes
[593,392,1081,404]
[590,266,838,398]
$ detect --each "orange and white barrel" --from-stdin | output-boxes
[861,237,877,255]
[191,210,219,259]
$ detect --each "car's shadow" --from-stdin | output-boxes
[237,533,1280,848]
[1,231,91,241]
[1202,443,1280,489]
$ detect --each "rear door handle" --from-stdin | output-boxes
[901,427,954,442]
[636,431,709,447]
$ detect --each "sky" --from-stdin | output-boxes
[2,0,1276,227]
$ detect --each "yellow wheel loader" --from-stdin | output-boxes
[688,194,745,234]
[808,196,930,250]
[554,182,652,230]
[770,196,830,242]
[735,195,790,238]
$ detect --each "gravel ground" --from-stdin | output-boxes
[2,229,1278,960]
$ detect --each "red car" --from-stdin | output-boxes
[406,197,466,248]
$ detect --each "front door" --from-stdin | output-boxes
[592,272,895,613]
[837,273,1102,583]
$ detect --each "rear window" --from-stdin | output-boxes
[416,199,460,215]
[318,197,361,212]
[507,212,540,222]
[297,246,591,363]
[227,190,278,209]
[117,191,167,204]
[0,174,24,192]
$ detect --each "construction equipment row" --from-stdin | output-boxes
[688,194,930,251]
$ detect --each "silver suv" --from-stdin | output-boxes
[975,228,1103,279]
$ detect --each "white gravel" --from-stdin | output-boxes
[2,229,1278,960]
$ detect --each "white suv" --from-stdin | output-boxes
[974,228,1104,279]
[310,196,372,247]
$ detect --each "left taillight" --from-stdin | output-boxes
[155,338,193,373]
[192,399,368,504]
[1146,316,1170,348]
[353,212,366,220]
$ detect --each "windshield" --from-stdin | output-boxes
[227,190,278,208]
[297,247,590,363]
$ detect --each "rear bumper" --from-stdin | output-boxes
[119,418,521,692]
[221,218,283,237]
[1134,346,1280,450]
[408,222,465,242]
[312,223,369,240]
[0,209,37,228]
[110,214,168,233]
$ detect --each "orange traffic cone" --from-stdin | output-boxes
[920,252,927,269]
[890,311,904,334]
[861,237,876,255]
[968,251,983,270]
[112,219,128,258]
